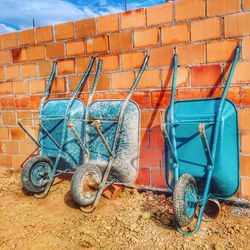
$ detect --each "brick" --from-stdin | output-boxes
[191,64,221,86]
[161,23,189,45]
[55,21,74,40]
[1,32,18,48]
[149,129,164,149]
[0,155,12,168]
[66,40,85,56]
[0,82,12,95]
[151,90,171,109]
[51,78,66,93]
[240,178,250,198]
[89,73,111,91]
[57,59,75,75]
[109,31,132,51]
[69,75,89,93]
[177,43,206,65]
[21,63,37,78]
[12,155,28,169]
[140,148,163,168]
[11,127,26,140]
[243,0,250,10]
[38,60,53,77]
[132,92,152,109]
[19,141,36,155]
[241,132,250,154]
[76,56,96,74]
[162,67,190,88]
[76,18,96,38]
[207,40,238,63]
[136,69,161,89]
[135,168,150,186]
[19,29,35,46]
[46,42,65,59]
[111,71,134,90]
[5,65,20,80]
[207,0,240,16]
[29,79,45,94]
[99,54,120,71]
[12,48,28,63]
[1,141,19,154]
[175,0,205,21]
[13,80,29,95]
[134,28,159,48]
[121,9,146,30]
[122,51,145,70]
[141,110,161,129]
[148,47,173,67]
[1,112,16,125]
[151,169,166,188]
[0,35,2,49]
[102,184,123,200]
[15,96,32,110]
[17,112,32,126]
[240,156,250,176]
[35,26,53,44]
[224,62,250,84]
[225,13,250,37]
[242,37,250,60]
[239,109,250,131]
[0,66,4,81]
[98,14,119,34]
[140,129,149,148]
[86,36,108,53]
[27,45,46,61]
[0,127,9,139]
[242,86,250,106]
[0,50,12,65]
[147,2,173,26]
[191,17,222,42]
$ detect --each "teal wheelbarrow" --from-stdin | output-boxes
[162,46,240,234]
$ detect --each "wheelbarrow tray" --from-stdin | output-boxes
[40,98,85,171]
[88,100,140,183]
[165,98,239,199]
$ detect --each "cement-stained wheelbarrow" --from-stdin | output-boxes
[68,54,149,212]
[162,46,240,234]
[19,57,103,198]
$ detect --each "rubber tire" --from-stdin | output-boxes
[71,164,102,207]
[21,155,53,194]
[173,174,198,227]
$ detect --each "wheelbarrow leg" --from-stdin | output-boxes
[177,123,214,235]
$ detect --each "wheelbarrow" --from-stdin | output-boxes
[68,53,149,212]
[162,46,240,234]
[19,56,103,198]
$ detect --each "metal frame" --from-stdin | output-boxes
[18,57,103,198]
[68,53,149,212]
[162,46,240,234]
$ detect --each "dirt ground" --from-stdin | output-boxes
[0,170,249,250]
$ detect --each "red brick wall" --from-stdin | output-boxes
[0,0,249,197]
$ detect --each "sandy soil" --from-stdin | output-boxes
[0,170,249,250]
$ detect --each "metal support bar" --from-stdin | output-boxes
[39,123,61,149]
[18,121,41,148]
[199,124,213,166]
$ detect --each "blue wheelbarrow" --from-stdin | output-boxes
[68,54,149,212]
[162,46,240,234]
[19,57,103,198]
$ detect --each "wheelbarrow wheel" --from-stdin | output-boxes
[21,155,53,194]
[173,174,198,227]
[71,164,102,207]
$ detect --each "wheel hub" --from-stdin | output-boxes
[82,173,100,198]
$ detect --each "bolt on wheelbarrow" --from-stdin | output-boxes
[162,46,240,234]
[19,56,103,198]
[68,53,149,212]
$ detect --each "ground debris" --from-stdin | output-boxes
[0,171,249,250]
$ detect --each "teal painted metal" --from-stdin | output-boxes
[163,46,240,234]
